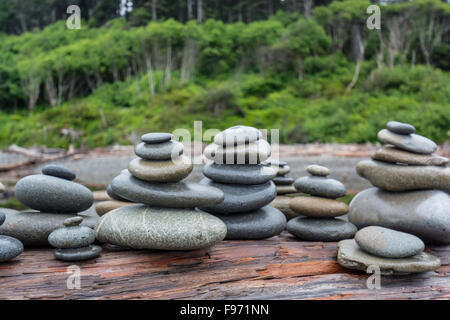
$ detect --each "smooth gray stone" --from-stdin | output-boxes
[48,225,96,249]
[294,176,346,198]
[337,239,440,275]
[42,165,76,181]
[141,132,173,144]
[203,163,276,185]
[386,121,415,135]
[207,206,286,240]
[0,208,98,247]
[0,235,24,262]
[349,188,450,244]
[14,175,93,213]
[306,164,330,177]
[214,125,262,146]
[287,217,357,241]
[198,178,276,214]
[264,160,288,167]
[110,173,224,208]
[378,129,437,154]
[54,245,102,261]
[272,176,294,185]
[106,184,130,202]
[63,216,83,227]
[204,139,271,165]
[135,141,183,160]
[0,212,5,226]
[96,204,227,250]
[356,159,450,192]
[355,226,424,258]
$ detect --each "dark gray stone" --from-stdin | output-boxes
[0,235,24,262]
[110,173,224,208]
[294,176,346,198]
[272,176,294,185]
[287,217,357,241]
[214,125,262,146]
[141,132,173,144]
[54,245,102,261]
[14,175,93,213]
[135,141,183,160]
[96,204,227,250]
[349,188,450,244]
[355,226,424,258]
[386,121,415,135]
[378,129,437,154]
[0,212,5,226]
[203,163,276,185]
[198,178,276,214]
[106,184,130,202]
[48,225,96,249]
[42,165,76,181]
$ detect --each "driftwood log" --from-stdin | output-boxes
[0,232,449,300]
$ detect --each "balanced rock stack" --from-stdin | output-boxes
[338,226,441,275]
[96,132,227,250]
[268,160,296,195]
[0,165,95,246]
[349,121,450,244]
[95,182,133,216]
[49,216,101,261]
[199,126,286,240]
[287,164,357,241]
[0,211,24,262]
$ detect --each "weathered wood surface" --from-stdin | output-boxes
[0,232,449,300]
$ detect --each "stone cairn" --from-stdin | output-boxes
[0,211,23,262]
[199,125,287,240]
[95,132,227,250]
[287,164,357,241]
[0,165,95,247]
[48,216,101,261]
[95,179,133,217]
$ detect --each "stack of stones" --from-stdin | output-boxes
[268,160,296,195]
[95,179,133,216]
[349,121,450,244]
[0,165,95,246]
[96,132,227,250]
[338,226,441,275]
[199,126,286,240]
[49,216,101,261]
[0,211,23,262]
[287,164,357,241]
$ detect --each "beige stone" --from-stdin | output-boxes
[95,200,132,216]
[373,145,449,166]
[276,185,297,195]
[128,155,193,182]
[290,196,349,218]
[270,196,300,220]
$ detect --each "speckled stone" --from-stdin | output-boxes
[106,184,130,202]
[214,125,262,146]
[110,173,224,208]
[0,212,5,226]
[372,145,449,166]
[356,159,450,192]
[204,139,271,164]
[349,188,450,244]
[0,235,24,262]
[276,185,297,195]
[95,200,131,216]
[203,163,276,185]
[128,156,193,182]
[355,226,424,258]
[306,165,330,177]
[54,245,102,261]
[141,132,173,144]
[207,206,286,240]
[135,140,183,160]
[337,239,440,275]
[14,175,93,213]
[63,216,83,227]
[294,176,346,198]
[270,196,299,220]
[96,204,227,250]
[378,129,437,154]
[198,178,276,214]
[386,121,415,135]
[48,225,95,249]
[290,196,349,218]
[42,165,76,181]
[272,176,294,185]
[287,218,357,241]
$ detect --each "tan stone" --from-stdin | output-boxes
[95,200,132,216]
[290,196,349,218]
[93,190,110,201]
[270,196,300,220]
[276,185,297,195]
[128,155,193,182]
[373,145,449,166]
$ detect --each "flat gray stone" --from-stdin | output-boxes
[372,145,449,166]
[198,178,276,214]
[110,173,224,208]
[203,163,276,185]
[106,184,130,202]
[48,225,96,249]
[204,139,271,165]
[294,176,346,198]
[96,204,227,250]
[0,235,23,262]
[206,206,286,240]
[54,245,102,261]
[214,125,262,146]
[378,129,437,154]
[349,188,450,244]
[273,176,294,185]
[135,141,183,160]
[356,159,450,192]
[14,175,93,213]
[42,165,76,181]
[306,164,330,177]
[141,132,173,144]
[386,121,415,135]
[287,217,357,241]
[355,226,424,258]
[337,239,440,275]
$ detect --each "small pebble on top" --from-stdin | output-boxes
[42,164,76,181]
[306,164,330,177]
[141,132,173,144]
[386,121,415,135]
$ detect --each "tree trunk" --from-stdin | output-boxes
[345,25,365,95]
[238,3,243,22]
[145,52,155,99]
[187,0,194,20]
[152,0,157,21]
[197,0,203,22]
[268,0,274,16]
[164,42,172,88]
[297,55,303,80]
[45,76,57,108]
[304,0,312,19]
